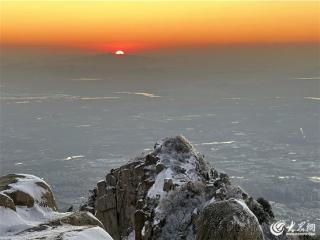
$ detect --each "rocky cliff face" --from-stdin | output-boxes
[84,136,285,240]
[0,174,113,240]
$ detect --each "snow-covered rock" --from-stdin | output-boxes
[84,136,282,240]
[0,173,113,240]
[0,174,58,210]
[196,198,263,240]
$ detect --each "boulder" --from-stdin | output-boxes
[196,198,264,240]
[0,174,113,240]
[0,174,58,210]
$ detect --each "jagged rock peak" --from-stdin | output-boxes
[85,135,281,240]
[153,135,211,179]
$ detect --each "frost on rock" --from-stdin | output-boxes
[148,136,210,200]
[196,198,264,240]
[63,226,113,240]
[86,135,280,240]
[0,173,112,240]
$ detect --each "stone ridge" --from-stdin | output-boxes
[83,135,284,240]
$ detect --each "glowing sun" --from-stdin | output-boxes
[115,50,125,55]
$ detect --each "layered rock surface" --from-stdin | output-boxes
[85,136,284,240]
[0,174,113,240]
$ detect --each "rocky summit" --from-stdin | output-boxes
[82,135,287,240]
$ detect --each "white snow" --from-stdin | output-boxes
[0,174,113,239]
[0,204,69,236]
[309,176,320,183]
[0,207,32,235]
[0,207,110,240]
[141,226,146,237]
[4,174,50,203]
[0,225,108,240]
[63,155,85,161]
[63,226,113,240]
[147,136,204,202]
[127,230,135,240]
[235,198,261,226]
[304,97,320,100]
[114,91,162,98]
[147,169,173,199]
[0,174,64,236]
[234,199,250,211]
[198,141,235,145]
[208,197,215,204]
[147,152,200,200]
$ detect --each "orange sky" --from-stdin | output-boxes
[1,1,319,52]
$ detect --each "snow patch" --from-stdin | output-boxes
[0,174,111,239]
[0,205,70,236]
[147,169,173,199]
[63,155,85,161]
[4,174,49,203]
[63,226,113,240]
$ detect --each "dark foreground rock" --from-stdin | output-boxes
[0,174,113,240]
[196,199,263,240]
[83,135,288,240]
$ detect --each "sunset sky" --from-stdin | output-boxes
[1,1,319,53]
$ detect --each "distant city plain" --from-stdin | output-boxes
[0,44,319,225]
